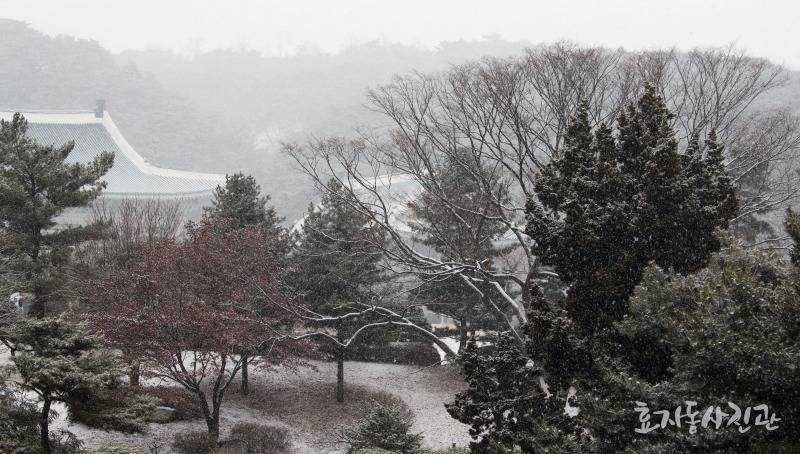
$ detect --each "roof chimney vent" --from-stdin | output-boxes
[94,99,106,118]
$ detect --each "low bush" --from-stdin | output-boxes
[209,443,247,454]
[172,430,213,454]
[345,342,441,366]
[227,422,292,454]
[352,444,469,454]
[140,386,204,421]
[0,388,40,453]
[67,386,157,433]
[365,391,411,417]
[430,448,470,454]
[343,396,424,454]
[49,430,82,454]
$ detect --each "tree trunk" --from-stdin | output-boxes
[196,391,219,447]
[458,318,469,354]
[208,397,222,447]
[207,417,220,447]
[129,361,140,387]
[39,395,51,454]
[336,349,345,403]
[240,354,249,396]
[240,354,250,396]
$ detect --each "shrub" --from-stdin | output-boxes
[172,430,213,454]
[141,386,204,421]
[345,342,441,366]
[365,391,411,417]
[209,443,247,454]
[49,430,82,454]
[430,448,469,454]
[0,388,40,453]
[67,386,157,433]
[227,422,292,454]
[343,397,424,454]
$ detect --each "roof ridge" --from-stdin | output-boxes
[0,108,94,114]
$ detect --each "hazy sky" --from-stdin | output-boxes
[2,0,799,68]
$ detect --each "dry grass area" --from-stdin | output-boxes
[52,360,470,454]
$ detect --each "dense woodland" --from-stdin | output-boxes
[1,19,800,454]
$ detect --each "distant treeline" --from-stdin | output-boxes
[3,19,799,221]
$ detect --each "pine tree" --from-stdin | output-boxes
[526,85,737,333]
[0,370,41,453]
[204,172,288,396]
[292,178,386,402]
[0,114,113,315]
[407,149,511,349]
[205,172,288,253]
[2,316,120,454]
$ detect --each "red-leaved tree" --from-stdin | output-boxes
[89,221,302,444]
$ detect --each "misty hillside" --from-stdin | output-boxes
[115,39,535,220]
[0,20,248,172]
[115,38,531,145]
[3,19,800,220]
[0,20,532,219]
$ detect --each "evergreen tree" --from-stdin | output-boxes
[0,114,113,315]
[206,173,278,227]
[449,87,744,453]
[343,399,424,454]
[0,370,41,454]
[204,172,288,395]
[618,239,800,451]
[786,207,800,266]
[407,150,511,349]
[451,238,800,453]
[2,315,120,454]
[292,178,386,402]
[526,85,737,333]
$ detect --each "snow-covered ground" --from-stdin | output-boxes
[2,349,470,454]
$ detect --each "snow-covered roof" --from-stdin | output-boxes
[0,109,226,197]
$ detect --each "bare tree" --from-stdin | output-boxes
[287,44,800,345]
[80,197,185,268]
[71,197,184,385]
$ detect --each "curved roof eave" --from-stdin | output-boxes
[0,109,227,196]
[100,112,227,183]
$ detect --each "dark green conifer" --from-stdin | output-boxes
[292,178,386,402]
[526,84,738,332]
[0,114,113,315]
[204,172,288,395]
[407,149,511,349]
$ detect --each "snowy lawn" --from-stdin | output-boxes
[46,359,470,453]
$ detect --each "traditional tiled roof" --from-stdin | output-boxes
[0,109,226,197]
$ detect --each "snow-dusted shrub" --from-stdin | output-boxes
[346,341,440,366]
[49,430,82,454]
[343,396,423,454]
[227,422,291,454]
[172,430,213,454]
[141,386,203,421]
[68,386,157,433]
